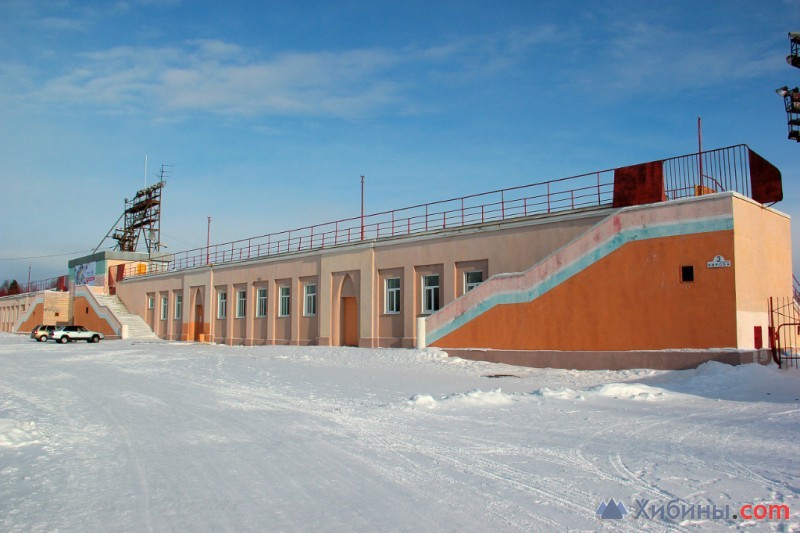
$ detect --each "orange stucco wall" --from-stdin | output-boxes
[73,296,118,337]
[434,230,738,351]
[18,302,44,333]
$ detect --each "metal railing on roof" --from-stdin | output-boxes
[0,276,67,298]
[120,144,759,279]
[124,170,616,278]
[663,144,751,200]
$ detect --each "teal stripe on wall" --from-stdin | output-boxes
[427,216,733,343]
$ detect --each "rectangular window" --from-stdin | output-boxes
[681,265,695,283]
[174,294,183,320]
[256,288,267,317]
[279,286,290,317]
[147,295,155,309]
[385,277,400,314]
[236,289,247,318]
[217,291,227,319]
[160,296,168,320]
[422,274,440,314]
[304,284,317,316]
[464,271,483,292]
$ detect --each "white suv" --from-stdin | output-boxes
[49,326,104,344]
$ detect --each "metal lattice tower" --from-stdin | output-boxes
[94,165,169,254]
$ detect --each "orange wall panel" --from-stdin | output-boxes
[435,231,737,351]
[73,297,118,337]
[18,303,44,333]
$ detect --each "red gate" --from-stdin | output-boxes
[769,294,800,369]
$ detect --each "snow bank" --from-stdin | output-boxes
[0,418,41,448]
[407,388,517,409]
[588,382,668,401]
[533,387,584,400]
[648,361,800,402]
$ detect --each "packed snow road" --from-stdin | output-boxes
[0,334,798,531]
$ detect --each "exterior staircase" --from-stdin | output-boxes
[93,293,160,340]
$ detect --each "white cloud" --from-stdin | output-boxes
[581,21,779,95]
[11,28,564,120]
[38,16,90,31]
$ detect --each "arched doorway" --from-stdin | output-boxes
[340,275,358,347]
[193,288,205,341]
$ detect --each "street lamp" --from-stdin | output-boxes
[776,86,800,142]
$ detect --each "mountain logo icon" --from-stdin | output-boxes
[596,499,628,519]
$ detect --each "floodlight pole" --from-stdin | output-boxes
[206,216,212,265]
[360,175,365,241]
[697,117,704,192]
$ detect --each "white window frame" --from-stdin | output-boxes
[236,289,247,318]
[422,274,440,314]
[147,295,155,309]
[385,277,400,314]
[160,295,168,321]
[217,291,227,319]
[174,293,183,320]
[256,288,267,318]
[278,286,290,317]
[464,271,483,293]
[303,284,317,317]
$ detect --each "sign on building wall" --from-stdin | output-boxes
[74,262,97,285]
[707,255,732,268]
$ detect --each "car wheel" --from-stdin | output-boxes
[58,336,68,344]
[91,335,100,343]
[37,335,46,342]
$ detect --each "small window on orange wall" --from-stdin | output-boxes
[681,265,694,283]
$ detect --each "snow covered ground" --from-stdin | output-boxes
[0,334,798,532]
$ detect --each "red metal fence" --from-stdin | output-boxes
[124,168,617,277]
[769,296,800,369]
[0,276,67,298]
[663,144,752,200]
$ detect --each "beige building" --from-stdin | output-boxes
[3,144,795,369]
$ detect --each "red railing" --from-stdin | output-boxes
[122,168,616,278]
[119,144,762,279]
[663,144,751,200]
[769,296,800,369]
[0,275,68,298]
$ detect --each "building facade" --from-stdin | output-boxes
[2,144,793,369]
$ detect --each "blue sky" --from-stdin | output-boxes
[1,0,799,284]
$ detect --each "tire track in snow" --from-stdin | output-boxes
[200,360,569,529]
[203,355,690,531]
[73,385,155,533]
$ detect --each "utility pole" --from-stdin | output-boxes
[360,175,365,241]
[206,216,212,265]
